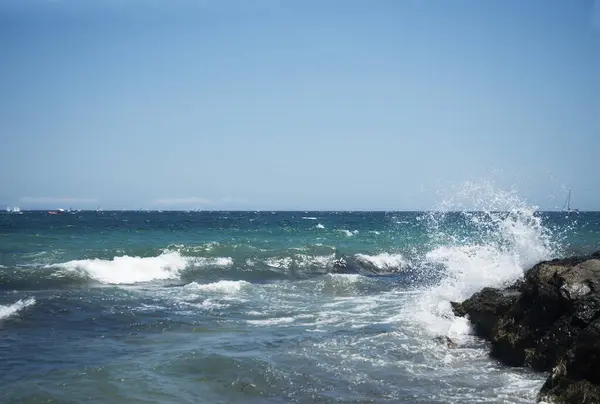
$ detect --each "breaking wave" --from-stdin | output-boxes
[412,181,561,337]
[0,298,36,321]
[53,252,189,284]
[354,253,407,273]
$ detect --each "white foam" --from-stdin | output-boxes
[247,317,295,326]
[355,252,407,272]
[185,280,249,294]
[339,229,359,237]
[55,252,189,284]
[182,241,221,253]
[265,257,293,269]
[413,182,558,337]
[247,310,263,316]
[294,253,336,269]
[302,217,317,220]
[316,223,325,229]
[328,273,363,282]
[0,298,36,320]
[447,316,472,339]
[133,303,166,312]
[194,257,233,267]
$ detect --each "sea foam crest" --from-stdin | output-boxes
[295,253,337,269]
[414,181,559,337]
[0,298,36,321]
[263,254,336,270]
[355,253,407,272]
[339,229,359,237]
[56,252,189,284]
[185,280,249,294]
[195,257,234,267]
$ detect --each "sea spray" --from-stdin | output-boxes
[412,181,561,337]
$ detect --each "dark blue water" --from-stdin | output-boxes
[1,209,598,403]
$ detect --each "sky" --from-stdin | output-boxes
[0,0,598,211]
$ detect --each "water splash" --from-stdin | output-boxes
[413,181,562,336]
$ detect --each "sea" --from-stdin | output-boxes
[1,188,599,403]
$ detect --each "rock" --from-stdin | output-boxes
[451,252,600,403]
[450,287,518,340]
[538,317,600,402]
[433,336,458,348]
[539,379,600,404]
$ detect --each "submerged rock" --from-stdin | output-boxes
[451,252,600,403]
[433,335,458,348]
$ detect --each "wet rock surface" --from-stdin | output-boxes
[452,252,600,403]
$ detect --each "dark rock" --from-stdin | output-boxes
[567,318,600,385]
[540,378,600,404]
[433,336,457,348]
[450,287,518,340]
[451,252,600,403]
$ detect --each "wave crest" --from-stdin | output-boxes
[354,253,407,273]
[54,252,189,284]
[0,297,36,321]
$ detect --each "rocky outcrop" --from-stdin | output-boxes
[451,252,600,403]
[433,335,458,348]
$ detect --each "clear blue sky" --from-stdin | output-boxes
[1,0,598,210]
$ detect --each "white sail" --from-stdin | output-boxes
[561,189,579,213]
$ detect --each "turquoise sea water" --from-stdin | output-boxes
[1,207,599,403]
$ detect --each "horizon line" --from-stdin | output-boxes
[3,209,596,213]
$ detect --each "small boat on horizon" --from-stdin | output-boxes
[562,189,579,213]
[48,208,65,215]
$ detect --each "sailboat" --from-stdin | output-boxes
[562,189,579,213]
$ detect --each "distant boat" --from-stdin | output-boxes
[6,206,23,214]
[561,189,579,213]
[48,208,65,215]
